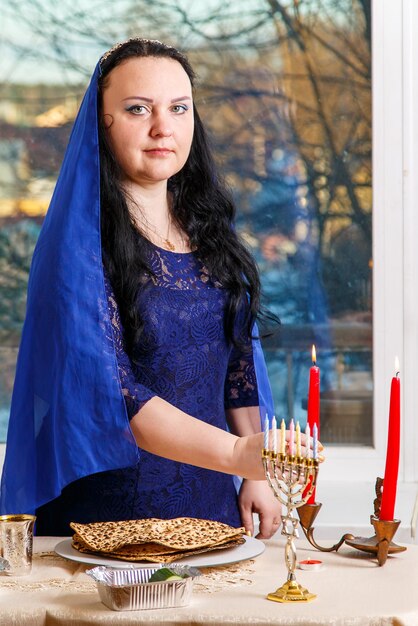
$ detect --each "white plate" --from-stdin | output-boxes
[55,535,265,568]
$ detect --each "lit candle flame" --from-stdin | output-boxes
[395,356,400,377]
[311,344,316,365]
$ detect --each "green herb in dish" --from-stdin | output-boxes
[148,568,184,582]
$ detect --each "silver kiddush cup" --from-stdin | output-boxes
[0,514,36,576]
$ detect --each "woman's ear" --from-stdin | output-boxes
[103,113,114,130]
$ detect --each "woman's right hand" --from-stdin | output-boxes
[232,430,324,480]
[231,432,267,480]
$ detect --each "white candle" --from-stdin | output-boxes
[280,419,286,454]
[263,415,269,450]
[305,423,311,458]
[296,421,301,456]
[272,416,277,453]
[289,419,295,456]
[313,423,318,460]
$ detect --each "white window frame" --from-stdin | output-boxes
[316,0,418,542]
[1,1,418,540]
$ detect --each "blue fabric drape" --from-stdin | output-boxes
[252,322,274,424]
[0,60,273,515]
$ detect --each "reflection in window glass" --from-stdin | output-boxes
[0,0,371,445]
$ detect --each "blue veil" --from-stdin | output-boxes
[0,58,273,515]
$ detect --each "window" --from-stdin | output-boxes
[0,0,372,439]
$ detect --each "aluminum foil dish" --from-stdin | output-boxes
[86,564,201,611]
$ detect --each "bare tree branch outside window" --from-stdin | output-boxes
[0,0,372,444]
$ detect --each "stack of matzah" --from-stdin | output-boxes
[70,517,245,563]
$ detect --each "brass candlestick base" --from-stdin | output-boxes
[298,502,355,552]
[268,578,316,603]
[345,516,406,566]
[297,478,407,566]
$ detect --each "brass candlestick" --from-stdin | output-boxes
[298,502,355,552]
[297,477,406,566]
[345,478,407,566]
[262,448,319,603]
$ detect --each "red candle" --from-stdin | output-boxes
[379,359,401,521]
[305,345,320,504]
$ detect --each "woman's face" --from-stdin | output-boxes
[102,56,194,188]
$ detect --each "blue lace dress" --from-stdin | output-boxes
[35,243,259,535]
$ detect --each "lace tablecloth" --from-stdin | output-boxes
[0,535,416,625]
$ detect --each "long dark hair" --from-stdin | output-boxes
[98,38,263,353]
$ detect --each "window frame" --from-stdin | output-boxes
[316,0,418,541]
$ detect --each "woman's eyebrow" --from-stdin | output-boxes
[122,96,153,102]
[171,96,192,103]
[122,96,192,103]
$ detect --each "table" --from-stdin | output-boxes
[0,535,416,625]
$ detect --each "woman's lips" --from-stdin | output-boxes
[144,148,174,156]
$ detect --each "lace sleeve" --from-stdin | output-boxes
[224,340,260,409]
[104,272,156,420]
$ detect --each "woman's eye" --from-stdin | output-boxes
[126,105,147,115]
[171,104,189,114]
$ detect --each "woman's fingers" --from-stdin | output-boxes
[238,479,282,540]
[267,429,325,456]
[298,432,324,451]
[257,512,282,540]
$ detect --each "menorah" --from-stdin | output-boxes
[262,443,320,603]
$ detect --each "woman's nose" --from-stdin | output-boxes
[150,112,173,138]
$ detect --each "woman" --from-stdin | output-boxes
[1,39,283,537]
